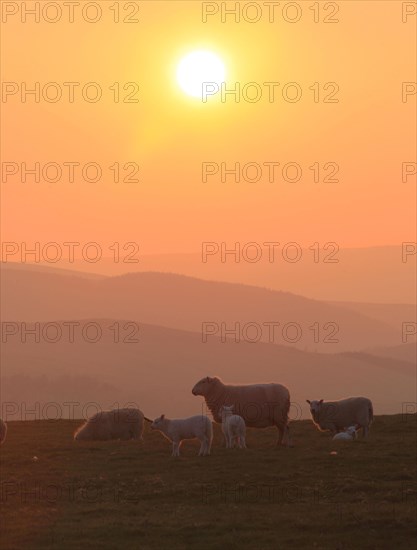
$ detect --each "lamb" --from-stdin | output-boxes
[150,414,213,457]
[306,397,373,437]
[74,408,145,441]
[192,376,291,446]
[220,405,246,449]
[0,419,7,445]
[332,426,357,441]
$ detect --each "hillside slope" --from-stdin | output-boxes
[1,267,406,353]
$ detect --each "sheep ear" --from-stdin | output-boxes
[161,414,165,420]
[319,399,323,404]
[306,400,311,404]
[206,376,212,382]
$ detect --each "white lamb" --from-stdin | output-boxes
[220,405,246,449]
[332,426,357,441]
[151,414,213,457]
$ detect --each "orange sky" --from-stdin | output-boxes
[1,1,416,255]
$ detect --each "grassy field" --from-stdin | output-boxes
[0,414,416,549]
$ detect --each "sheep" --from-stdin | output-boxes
[74,408,144,441]
[150,414,213,457]
[0,419,7,445]
[192,376,291,446]
[220,405,246,449]
[306,397,373,437]
[332,426,357,441]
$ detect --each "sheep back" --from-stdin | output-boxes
[206,379,290,428]
[314,397,373,432]
[74,408,144,441]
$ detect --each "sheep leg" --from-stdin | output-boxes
[276,424,291,447]
[222,427,228,448]
[284,425,291,447]
[207,434,213,455]
[363,425,369,438]
[204,439,209,455]
[277,424,289,446]
[199,439,208,456]
[276,425,284,446]
[172,441,180,457]
[328,424,338,436]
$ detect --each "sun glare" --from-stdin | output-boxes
[176,50,226,98]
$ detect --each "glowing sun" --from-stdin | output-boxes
[177,50,226,98]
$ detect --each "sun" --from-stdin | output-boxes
[177,50,226,98]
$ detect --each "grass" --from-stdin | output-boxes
[0,415,416,549]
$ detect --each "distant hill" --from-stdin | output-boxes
[363,343,416,365]
[339,351,415,377]
[1,266,407,353]
[10,245,414,303]
[0,261,104,279]
[330,301,416,331]
[1,319,414,417]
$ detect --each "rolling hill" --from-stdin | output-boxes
[10,245,414,303]
[1,266,408,353]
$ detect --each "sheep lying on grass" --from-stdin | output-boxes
[0,419,7,445]
[332,426,357,441]
[74,408,145,441]
[220,405,246,449]
[151,414,213,457]
[307,397,373,437]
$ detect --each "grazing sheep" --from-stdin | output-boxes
[0,419,7,445]
[306,397,373,437]
[74,408,144,441]
[333,426,357,441]
[151,414,213,457]
[220,405,246,449]
[192,376,291,446]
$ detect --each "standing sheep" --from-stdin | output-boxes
[333,426,357,441]
[220,405,246,449]
[0,419,7,445]
[74,408,145,441]
[192,376,291,446]
[306,397,373,437]
[150,414,213,457]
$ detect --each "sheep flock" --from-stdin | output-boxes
[0,376,375,456]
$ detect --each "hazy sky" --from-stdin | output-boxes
[2,1,416,254]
